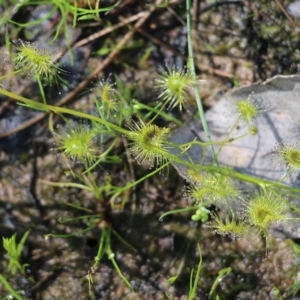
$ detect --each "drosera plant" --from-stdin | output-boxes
[156,66,196,112]
[42,170,136,294]
[11,39,60,82]
[186,171,240,206]
[245,191,291,236]
[1,40,48,77]
[275,142,300,180]
[53,121,99,167]
[1,0,300,296]
[158,0,300,245]
[235,97,263,133]
[0,38,68,105]
[127,119,172,167]
[2,37,300,296]
[94,76,119,120]
[210,212,249,238]
[45,220,134,295]
[209,189,298,251]
[214,95,264,157]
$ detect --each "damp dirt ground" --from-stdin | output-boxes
[1,1,300,299]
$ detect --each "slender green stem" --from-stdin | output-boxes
[93,230,106,268]
[201,165,300,193]
[45,225,94,239]
[176,132,248,149]
[109,162,170,203]
[188,244,202,300]
[159,204,210,220]
[215,115,242,158]
[186,0,218,166]
[40,179,93,191]
[83,138,119,174]
[0,68,23,81]
[5,6,57,28]
[65,202,94,213]
[208,267,231,299]
[106,230,133,291]
[48,112,54,132]
[0,88,131,135]
[149,101,168,124]
[133,100,182,125]
[58,215,102,224]
[36,76,46,104]
[111,228,138,253]
[0,275,23,300]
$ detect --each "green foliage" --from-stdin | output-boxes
[127,120,171,167]
[85,227,133,295]
[156,66,196,111]
[235,98,264,135]
[211,213,249,238]
[7,38,67,104]
[236,98,261,125]
[11,39,60,81]
[272,285,284,300]
[3,230,31,275]
[54,122,98,167]
[191,206,210,222]
[0,274,24,300]
[246,192,290,236]
[1,39,300,293]
[1,0,300,296]
[187,172,240,205]
[289,240,300,296]
[188,244,202,300]
[277,143,300,173]
[6,0,116,44]
[94,77,118,118]
[209,267,231,299]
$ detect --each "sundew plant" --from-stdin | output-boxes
[1,0,300,298]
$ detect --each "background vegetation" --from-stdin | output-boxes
[1,0,300,299]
